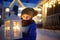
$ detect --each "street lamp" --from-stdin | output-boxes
[4,12,22,40]
[18,13,21,17]
[58,2,60,4]
[48,3,52,8]
[5,8,10,13]
[5,7,10,19]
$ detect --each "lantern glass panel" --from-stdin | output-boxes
[13,21,20,38]
[4,20,10,40]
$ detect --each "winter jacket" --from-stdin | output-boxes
[22,20,36,40]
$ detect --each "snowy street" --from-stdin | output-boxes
[0,27,60,40]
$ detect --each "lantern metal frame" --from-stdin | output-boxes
[4,12,22,40]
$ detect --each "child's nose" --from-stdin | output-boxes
[26,16,28,18]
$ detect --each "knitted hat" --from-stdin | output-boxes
[21,8,37,18]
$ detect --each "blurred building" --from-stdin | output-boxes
[36,0,60,29]
[0,0,3,26]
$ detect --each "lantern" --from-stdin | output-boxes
[4,12,22,40]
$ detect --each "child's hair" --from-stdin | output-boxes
[21,8,37,18]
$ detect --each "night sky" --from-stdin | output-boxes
[3,0,40,3]
[0,0,40,7]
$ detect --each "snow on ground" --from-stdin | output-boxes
[0,27,60,40]
[36,29,60,40]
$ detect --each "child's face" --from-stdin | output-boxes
[21,14,32,20]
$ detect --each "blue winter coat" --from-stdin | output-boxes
[22,22,36,40]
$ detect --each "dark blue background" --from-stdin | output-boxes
[3,0,40,3]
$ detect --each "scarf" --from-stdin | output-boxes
[22,19,34,27]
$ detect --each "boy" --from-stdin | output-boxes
[21,8,37,40]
